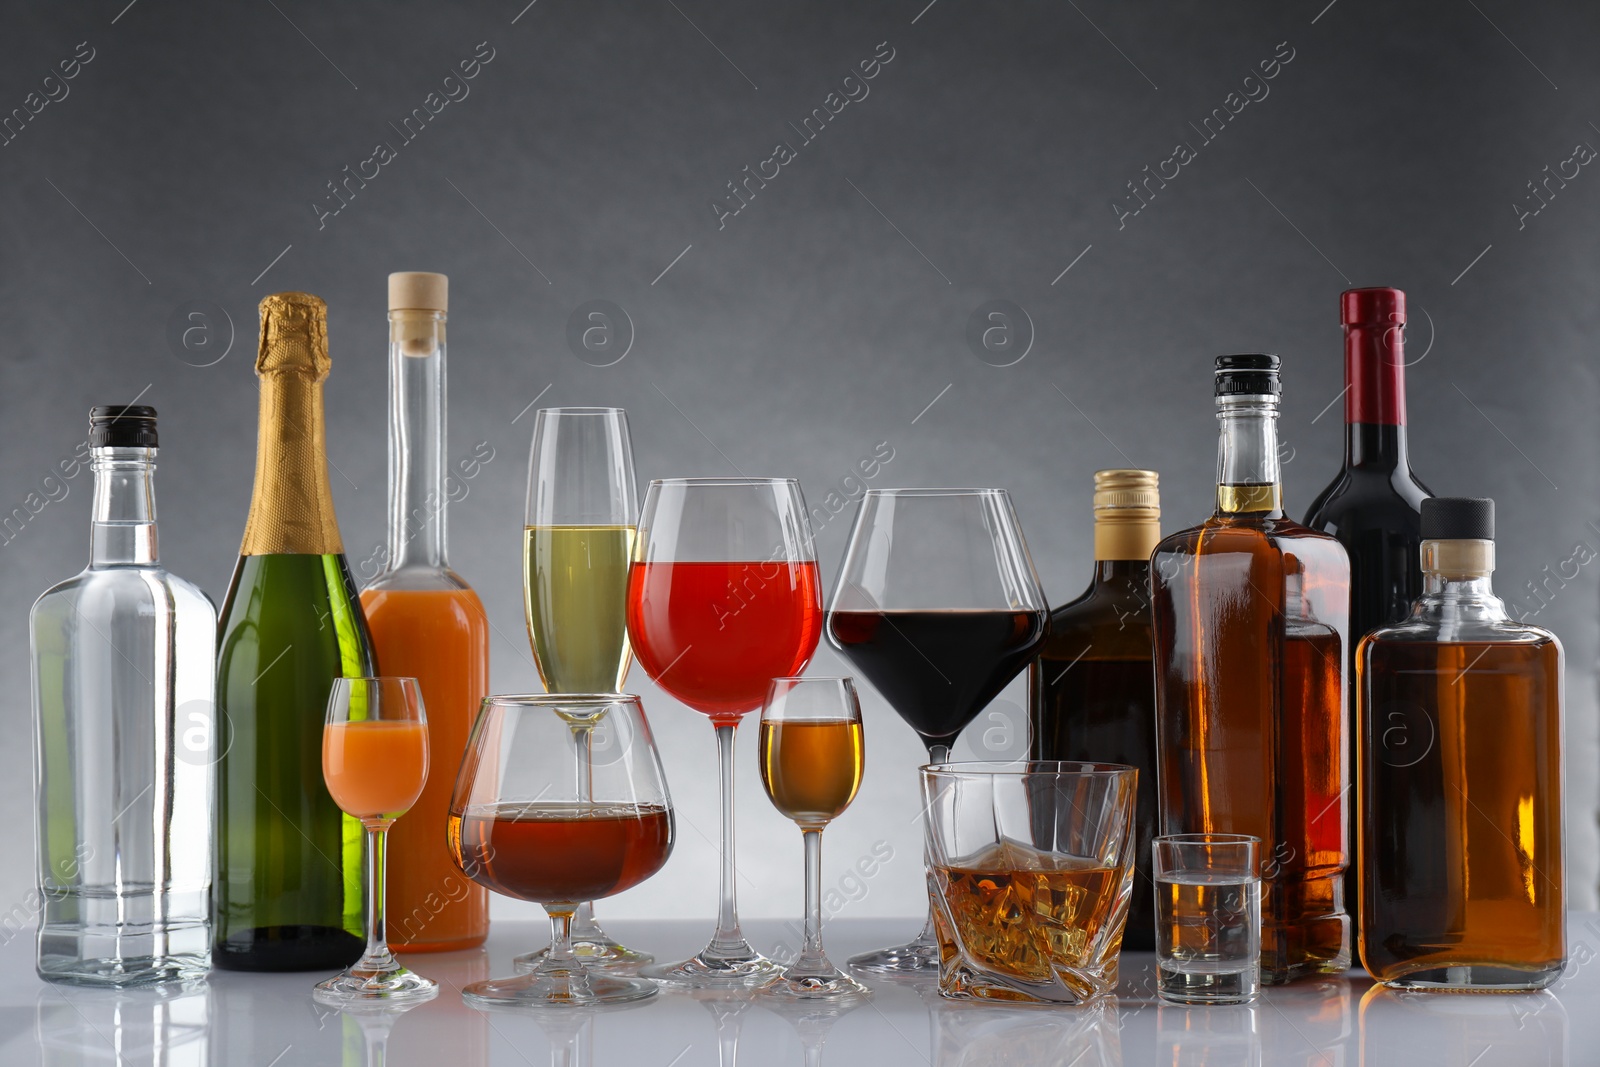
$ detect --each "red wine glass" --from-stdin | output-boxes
[627,478,823,987]
[827,488,1048,976]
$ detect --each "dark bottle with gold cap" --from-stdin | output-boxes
[213,292,374,971]
[1029,469,1162,951]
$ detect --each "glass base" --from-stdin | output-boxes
[314,963,438,1006]
[463,967,658,1008]
[1378,963,1564,992]
[639,940,782,989]
[516,932,654,974]
[760,965,872,1002]
[847,935,941,977]
[1157,963,1258,1004]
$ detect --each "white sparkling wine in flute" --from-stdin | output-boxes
[523,524,637,693]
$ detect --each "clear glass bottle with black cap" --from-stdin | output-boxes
[1357,497,1564,990]
[1151,355,1352,985]
[31,405,217,986]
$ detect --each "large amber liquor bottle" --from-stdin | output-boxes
[1151,354,1352,984]
[1358,497,1564,990]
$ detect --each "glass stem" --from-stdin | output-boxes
[712,722,744,948]
[914,743,953,947]
[795,828,827,968]
[546,906,578,967]
[361,821,393,967]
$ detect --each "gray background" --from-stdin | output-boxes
[1,0,1596,930]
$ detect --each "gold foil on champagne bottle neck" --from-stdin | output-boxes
[1092,469,1161,561]
[240,292,344,556]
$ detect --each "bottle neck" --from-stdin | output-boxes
[1416,539,1507,624]
[1344,422,1410,471]
[387,310,448,571]
[1345,319,1407,427]
[241,371,343,556]
[1215,395,1284,516]
[90,447,158,566]
[1092,558,1148,584]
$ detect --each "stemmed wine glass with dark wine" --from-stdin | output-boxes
[627,478,823,987]
[827,488,1049,976]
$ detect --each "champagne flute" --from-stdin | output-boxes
[449,694,674,1007]
[758,677,871,1001]
[521,406,645,971]
[315,677,438,1005]
[827,488,1049,976]
[628,478,823,987]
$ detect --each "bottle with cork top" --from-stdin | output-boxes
[214,292,375,971]
[360,272,491,952]
[1029,468,1162,951]
[1357,497,1565,990]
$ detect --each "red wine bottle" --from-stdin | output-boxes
[1302,286,1431,935]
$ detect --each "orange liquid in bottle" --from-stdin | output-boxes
[323,721,429,818]
[361,587,491,952]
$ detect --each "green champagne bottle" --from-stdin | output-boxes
[213,292,374,971]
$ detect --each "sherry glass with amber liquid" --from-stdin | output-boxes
[758,677,870,1001]
[828,488,1049,976]
[1358,498,1564,990]
[1151,355,1352,985]
[449,695,675,1007]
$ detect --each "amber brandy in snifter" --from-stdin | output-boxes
[922,761,1137,1004]
[449,695,674,1007]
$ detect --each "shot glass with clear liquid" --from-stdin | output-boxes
[1153,833,1260,1004]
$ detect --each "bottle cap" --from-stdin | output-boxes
[1341,286,1406,326]
[1421,497,1494,541]
[1092,469,1160,561]
[388,272,448,312]
[1214,353,1281,397]
[89,405,158,448]
[1093,469,1160,515]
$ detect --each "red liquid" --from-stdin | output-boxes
[627,559,823,724]
[448,803,674,904]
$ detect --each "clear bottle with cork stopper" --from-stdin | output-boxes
[1029,468,1162,951]
[361,272,491,953]
[1356,497,1565,989]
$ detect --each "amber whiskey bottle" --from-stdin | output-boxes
[1151,354,1352,984]
[1357,497,1564,990]
[1029,469,1161,951]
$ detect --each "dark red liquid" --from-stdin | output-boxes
[829,609,1047,747]
[627,560,823,723]
[448,803,674,904]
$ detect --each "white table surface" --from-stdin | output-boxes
[4,915,1597,1065]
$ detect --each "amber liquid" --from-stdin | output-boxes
[1151,506,1351,983]
[448,802,674,904]
[759,720,864,827]
[1031,560,1159,951]
[1358,639,1564,987]
[361,586,490,952]
[932,841,1126,1001]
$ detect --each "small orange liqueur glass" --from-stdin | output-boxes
[315,676,438,1005]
